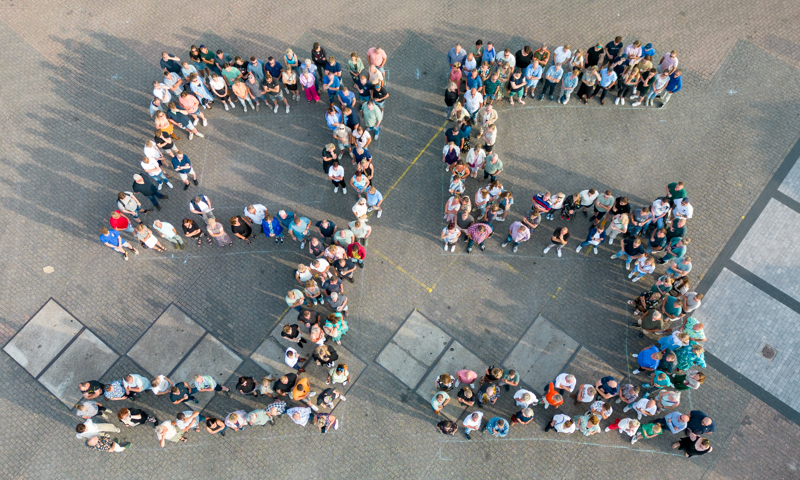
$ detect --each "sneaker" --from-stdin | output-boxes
[319,297,325,305]
[480,244,485,251]
[604,427,611,432]
[496,217,505,222]
[256,102,260,111]
[610,254,617,259]
[157,183,163,191]
[450,245,456,252]
[193,119,200,126]
[377,210,382,218]
[286,105,290,113]
[543,246,551,254]
[465,432,471,440]
[593,247,598,255]
[538,94,543,101]
[189,132,194,140]
[193,178,198,186]
[367,207,374,212]
[621,99,625,106]
[195,132,204,138]
[631,436,638,444]
[280,237,284,244]
[300,241,306,249]
[166,182,173,189]
[632,101,641,107]
[626,262,631,270]
[334,186,339,193]
[632,276,640,282]
[502,242,508,248]
[512,245,518,253]
[243,105,247,113]
[275,238,279,244]
[632,369,640,375]
[632,354,639,358]
[630,94,638,99]
[340,395,346,401]
[338,152,343,160]
[557,248,562,257]
[342,188,347,195]
[575,246,582,252]
[444,243,448,251]
[202,118,208,126]
[615,398,622,404]
[273,105,279,113]
[549,95,554,101]
[224,103,229,111]
[628,272,635,279]
[310,405,319,412]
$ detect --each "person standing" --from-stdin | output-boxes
[575,224,605,255]
[230,216,254,245]
[543,227,569,257]
[466,223,492,253]
[131,174,167,212]
[189,195,214,223]
[642,70,671,107]
[463,87,484,119]
[152,220,185,250]
[99,228,139,260]
[659,69,682,108]
[501,221,530,253]
[593,64,618,105]
[559,67,580,104]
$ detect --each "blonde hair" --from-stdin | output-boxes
[286,48,294,55]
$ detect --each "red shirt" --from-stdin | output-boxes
[346,243,366,260]
[109,211,129,230]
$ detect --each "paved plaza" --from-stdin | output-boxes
[1,1,800,478]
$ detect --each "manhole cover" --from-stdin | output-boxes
[761,344,776,361]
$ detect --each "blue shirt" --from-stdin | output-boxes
[486,417,509,437]
[667,74,682,93]
[466,74,483,90]
[288,217,310,238]
[337,90,355,107]
[599,68,617,87]
[483,47,496,65]
[545,65,563,81]
[325,75,340,94]
[599,376,618,395]
[262,217,283,236]
[171,155,192,171]
[353,148,372,163]
[641,45,656,58]
[278,211,295,229]
[100,230,122,247]
[247,59,265,80]
[167,109,192,127]
[447,47,467,66]
[160,55,182,74]
[264,61,283,79]
[445,128,462,145]
[366,189,383,207]
[525,64,543,85]
[325,61,342,76]
[638,345,660,370]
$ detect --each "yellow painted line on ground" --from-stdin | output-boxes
[383,120,448,199]
[372,247,433,293]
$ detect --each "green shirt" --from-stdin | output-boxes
[667,183,687,199]
[502,370,519,384]
[361,102,383,127]
[641,422,662,437]
[347,58,365,75]
[247,409,271,426]
[484,159,503,174]
[596,195,614,211]
[485,79,501,95]
[222,68,241,85]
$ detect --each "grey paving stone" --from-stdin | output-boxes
[3,300,82,378]
[376,310,451,389]
[38,329,118,407]
[169,334,243,410]
[250,336,299,378]
[731,199,800,304]
[777,156,800,203]
[702,268,800,412]
[414,341,484,421]
[503,315,580,393]
[126,304,206,377]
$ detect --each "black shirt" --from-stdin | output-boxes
[155,131,174,150]
[231,217,252,237]
[273,373,298,394]
[318,388,337,406]
[344,110,360,130]
[334,258,355,274]
[457,388,474,404]
[322,278,343,294]
[297,310,321,328]
[314,347,339,364]
[311,47,327,65]
[372,87,388,102]
[552,229,570,244]
[437,420,458,435]
[182,220,202,235]
[623,238,645,256]
[237,377,256,394]
[444,88,459,107]
[281,324,301,341]
[127,408,150,425]
[687,411,716,435]
[309,241,325,258]
[266,78,279,93]
[316,221,336,237]
[666,224,687,240]
[169,382,192,403]
[587,46,603,66]
[611,199,631,216]
[514,50,533,70]
[132,177,158,196]
[606,41,623,58]
[456,214,474,231]
[322,147,336,174]
[83,380,105,397]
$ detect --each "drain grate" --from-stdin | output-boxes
[761,344,777,361]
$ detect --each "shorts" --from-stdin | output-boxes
[286,83,298,91]
[193,61,207,70]
[337,141,349,150]
[269,91,285,101]
[484,143,494,153]
[526,80,540,88]
[178,168,195,180]
[509,89,523,98]
[143,236,158,248]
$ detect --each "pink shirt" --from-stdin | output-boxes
[659,54,678,72]
[179,94,200,114]
[457,370,478,384]
[367,48,387,67]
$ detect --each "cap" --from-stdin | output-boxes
[644,43,652,49]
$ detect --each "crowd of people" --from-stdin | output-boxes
[87,35,710,459]
[89,40,394,450]
[436,38,709,458]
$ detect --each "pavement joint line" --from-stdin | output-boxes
[773,190,800,215]
[167,331,208,379]
[34,326,86,381]
[371,247,434,293]
[411,338,455,393]
[437,436,684,456]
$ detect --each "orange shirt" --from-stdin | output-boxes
[545,382,563,408]
[292,377,310,400]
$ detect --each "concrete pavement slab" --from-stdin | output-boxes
[127,304,206,377]
[414,341,485,421]
[169,334,242,410]
[38,329,118,407]
[3,300,82,378]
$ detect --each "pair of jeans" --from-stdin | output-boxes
[628,223,648,237]
[578,240,598,248]
[505,234,520,248]
[331,179,346,188]
[149,172,168,185]
[613,249,632,265]
[466,238,484,250]
[147,191,164,208]
[593,84,612,101]
[483,171,498,182]
[541,79,557,97]
[163,234,184,246]
[644,87,658,102]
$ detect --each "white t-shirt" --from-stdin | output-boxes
[352,202,368,218]
[150,375,170,394]
[328,165,344,179]
[464,90,484,113]
[553,413,576,433]
[475,190,491,206]
[209,77,226,91]
[141,157,162,175]
[577,384,594,402]
[672,201,693,219]
[175,411,198,430]
[462,411,484,429]
[353,130,371,148]
[555,373,576,392]
[310,259,330,274]
[514,389,537,408]
[122,374,147,390]
[296,268,313,283]
[553,46,572,64]
[579,189,599,207]
[244,204,267,224]
[75,419,102,439]
[651,200,670,217]
[157,421,178,441]
[636,257,655,274]
[144,144,162,160]
[153,84,171,103]
[285,347,299,367]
